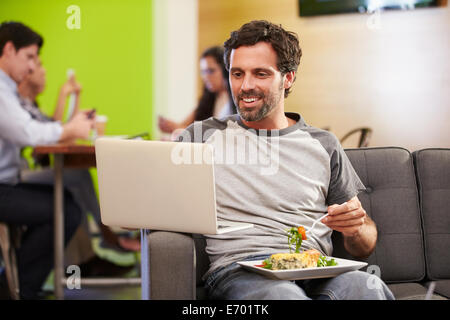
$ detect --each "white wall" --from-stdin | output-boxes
[152,0,198,139]
[198,0,450,151]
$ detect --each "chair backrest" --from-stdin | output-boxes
[0,223,21,299]
[413,148,450,281]
[334,147,426,283]
[340,127,373,148]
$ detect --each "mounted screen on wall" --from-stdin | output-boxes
[299,0,444,17]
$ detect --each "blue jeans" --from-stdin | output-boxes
[206,255,395,300]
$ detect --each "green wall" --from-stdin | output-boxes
[0,0,153,137]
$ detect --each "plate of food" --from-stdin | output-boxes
[237,226,367,280]
[237,254,367,280]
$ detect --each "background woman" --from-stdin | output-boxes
[158,46,236,134]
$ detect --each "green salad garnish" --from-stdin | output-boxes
[262,258,272,269]
[258,225,338,270]
[317,255,337,267]
[286,226,307,253]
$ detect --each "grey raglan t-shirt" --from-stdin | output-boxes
[177,113,365,279]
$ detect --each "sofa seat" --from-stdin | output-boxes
[388,283,446,300]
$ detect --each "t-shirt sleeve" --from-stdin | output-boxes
[176,121,203,143]
[176,117,227,143]
[326,142,366,205]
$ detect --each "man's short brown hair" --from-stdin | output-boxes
[223,20,302,98]
[0,21,43,57]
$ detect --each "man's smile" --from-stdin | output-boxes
[238,90,264,108]
[240,96,262,108]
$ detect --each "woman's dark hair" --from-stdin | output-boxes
[223,20,302,98]
[193,46,236,121]
[0,21,43,56]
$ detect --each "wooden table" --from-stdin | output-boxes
[34,143,144,299]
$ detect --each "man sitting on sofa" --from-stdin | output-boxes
[177,20,394,300]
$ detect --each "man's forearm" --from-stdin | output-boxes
[343,215,377,259]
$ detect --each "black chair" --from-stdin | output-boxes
[340,127,373,148]
[0,223,21,299]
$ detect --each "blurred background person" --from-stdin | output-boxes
[158,46,236,134]
[0,21,89,299]
[17,57,141,254]
[18,59,81,123]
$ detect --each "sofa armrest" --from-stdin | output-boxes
[148,231,196,299]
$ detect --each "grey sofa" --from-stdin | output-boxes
[145,147,450,300]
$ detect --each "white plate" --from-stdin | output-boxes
[237,257,367,280]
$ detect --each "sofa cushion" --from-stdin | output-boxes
[425,280,450,299]
[148,231,196,299]
[334,147,426,283]
[388,283,446,300]
[413,148,450,280]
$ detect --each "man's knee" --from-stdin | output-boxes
[333,270,394,300]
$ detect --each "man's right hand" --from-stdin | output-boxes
[60,74,82,97]
[60,111,95,142]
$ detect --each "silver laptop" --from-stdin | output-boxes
[95,138,253,235]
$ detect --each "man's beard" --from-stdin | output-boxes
[233,82,283,122]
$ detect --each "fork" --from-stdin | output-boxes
[305,213,329,234]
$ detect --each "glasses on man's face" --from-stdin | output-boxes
[200,68,218,76]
